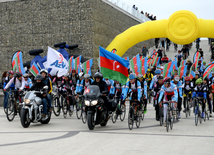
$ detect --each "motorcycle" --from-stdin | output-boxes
[20,86,51,128]
[83,85,110,130]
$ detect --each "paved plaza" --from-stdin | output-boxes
[0,41,214,155]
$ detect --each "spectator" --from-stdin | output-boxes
[141,45,149,58]
[147,13,150,17]
[133,5,135,9]
[136,7,138,10]
[141,11,144,14]
[153,16,156,20]
[145,12,148,17]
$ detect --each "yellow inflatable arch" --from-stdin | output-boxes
[106,10,214,56]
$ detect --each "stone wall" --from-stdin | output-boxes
[0,0,154,77]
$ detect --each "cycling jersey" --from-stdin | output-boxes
[4,77,25,90]
[143,73,153,81]
[158,83,178,103]
[79,79,94,93]
[122,80,141,101]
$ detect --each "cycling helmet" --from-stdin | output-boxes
[137,74,144,79]
[147,69,151,72]
[8,70,14,75]
[174,69,178,72]
[155,69,161,74]
[195,71,199,75]
[94,72,103,79]
[84,74,90,79]
[40,69,48,74]
[129,73,136,80]
[64,73,70,78]
[174,76,180,82]
[72,69,76,73]
[163,77,170,84]
[78,72,84,78]
[185,76,190,81]
[158,75,163,80]
[35,74,43,80]
[14,72,22,77]
[23,73,28,78]
[196,78,203,85]
[203,61,206,64]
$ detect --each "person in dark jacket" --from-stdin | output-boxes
[70,69,79,88]
[29,74,48,118]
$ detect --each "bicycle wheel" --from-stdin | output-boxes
[112,110,118,123]
[6,99,15,122]
[186,100,188,118]
[166,107,170,132]
[82,111,87,124]
[128,107,134,130]
[135,110,141,128]
[170,109,173,130]
[62,97,67,118]
[141,104,145,121]
[53,97,61,116]
[159,106,163,126]
[76,100,82,119]
[120,104,126,121]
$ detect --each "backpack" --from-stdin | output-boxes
[129,80,138,90]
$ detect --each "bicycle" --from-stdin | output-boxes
[128,99,142,130]
[184,94,191,118]
[76,94,83,119]
[163,101,174,132]
[61,91,74,118]
[112,97,126,123]
[204,100,210,122]
[52,86,62,117]
[194,97,204,126]
[6,90,24,122]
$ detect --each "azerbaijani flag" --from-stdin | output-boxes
[83,59,93,76]
[99,46,129,85]
[180,60,186,67]
[151,50,156,56]
[124,57,129,61]
[193,51,200,70]
[163,62,173,78]
[11,51,25,74]
[68,56,74,73]
[178,65,187,79]
[147,57,153,66]
[74,56,82,74]
[155,57,160,67]
[30,62,40,77]
[140,57,148,75]
[190,70,195,79]
[130,54,140,76]
[151,53,158,67]
[203,63,214,79]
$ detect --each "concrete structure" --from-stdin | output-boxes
[0,0,154,77]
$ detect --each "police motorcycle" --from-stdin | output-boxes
[20,86,51,128]
[83,85,113,130]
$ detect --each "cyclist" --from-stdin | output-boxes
[23,73,32,90]
[122,73,142,109]
[76,72,84,94]
[203,78,212,117]
[158,77,178,127]
[3,70,15,109]
[104,78,114,96]
[171,76,183,118]
[40,69,52,111]
[154,75,164,121]
[60,73,75,112]
[144,69,153,90]
[29,74,49,119]
[4,72,25,114]
[182,77,193,113]
[70,69,79,88]
[52,72,63,88]
[150,69,161,90]
[171,69,178,80]
[192,78,206,118]
[161,54,169,64]
[175,50,182,67]
[79,74,94,94]
[137,74,147,113]
[191,71,200,88]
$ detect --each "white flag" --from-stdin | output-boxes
[46,46,69,77]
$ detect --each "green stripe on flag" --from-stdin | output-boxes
[30,68,37,77]
[163,63,168,77]
[130,59,135,74]
[100,67,128,85]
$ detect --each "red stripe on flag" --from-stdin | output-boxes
[86,60,90,74]
[100,56,128,77]
[17,52,21,72]
[165,62,172,77]
[133,57,138,75]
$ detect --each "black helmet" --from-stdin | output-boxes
[94,72,103,79]
[14,72,22,78]
[35,74,43,80]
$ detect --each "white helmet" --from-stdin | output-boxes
[78,72,84,78]
[174,76,180,82]
[84,74,90,79]
[64,73,69,78]
[40,69,48,74]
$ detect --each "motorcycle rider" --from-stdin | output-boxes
[40,69,52,111]
[29,74,49,119]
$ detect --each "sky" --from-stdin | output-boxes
[122,0,214,20]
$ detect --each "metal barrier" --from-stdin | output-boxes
[102,0,151,23]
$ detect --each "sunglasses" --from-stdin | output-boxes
[164,82,169,84]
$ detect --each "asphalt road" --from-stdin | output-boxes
[0,41,213,155]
